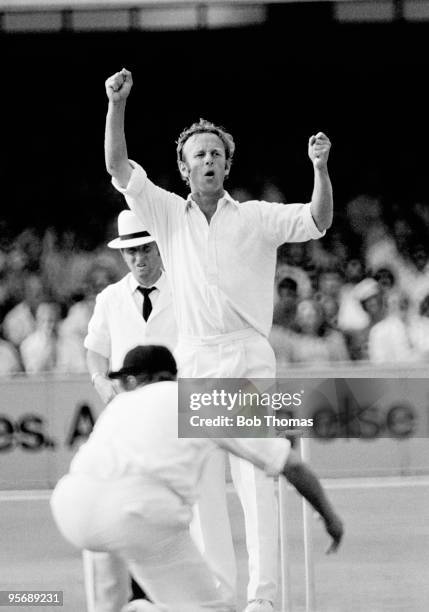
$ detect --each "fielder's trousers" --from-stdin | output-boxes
[51,474,234,612]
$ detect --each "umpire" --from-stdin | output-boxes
[83,210,177,610]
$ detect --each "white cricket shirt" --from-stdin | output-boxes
[69,381,290,505]
[113,162,325,339]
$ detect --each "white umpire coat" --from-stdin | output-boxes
[84,271,177,370]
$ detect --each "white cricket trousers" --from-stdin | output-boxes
[175,329,278,606]
[51,474,235,612]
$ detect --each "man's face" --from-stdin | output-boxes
[25,274,45,308]
[345,259,364,283]
[36,302,59,334]
[181,133,229,194]
[278,287,297,309]
[319,272,342,298]
[122,243,162,286]
[411,245,428,271]
[362,294,382,318]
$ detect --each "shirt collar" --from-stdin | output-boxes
[129,271,165,293]
[185,190,238,211]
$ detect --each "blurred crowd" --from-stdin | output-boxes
[1,188,429,376]
[268,191,429,368]
[0,225,124,376]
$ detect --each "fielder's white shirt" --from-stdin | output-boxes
[113,162,325,339]
[69,381,290,505]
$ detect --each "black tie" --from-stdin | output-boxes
[138,287,156,321]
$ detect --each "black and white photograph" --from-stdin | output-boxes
[1,1,429,611]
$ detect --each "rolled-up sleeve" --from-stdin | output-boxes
[112,160,148,198]
[259,201,326,246]
[112,160,184,242]
[301,203,326,239]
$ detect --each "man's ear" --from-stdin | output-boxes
[224,159,231,178]
[125,375,138,391]
[178,160,190,181]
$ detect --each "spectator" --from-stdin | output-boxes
[275,241,313,303]
[318,294,340,331]
[56,262,118,374]
[337,258,369,332]
[318,269,343,297]
[281,241,310,268]
[40,227,120,309]
[272,277,298,330]
[406,294,429,359]
[0,249,15,322]
[365,215,429,308]
[344,258,365,285]
[346,278,384,360]
[0,325,22,375]
[275,262,313,303]
[3,274,47,347]
[407,243,429,309]
[270,277,299,370]
[15,228,43,273]
[368,292,420,363]
[7,245,29,275]
[373,266,396,293]
[373,266,397,312]
[316,269,344,317]
[19,302,60,373]
[272,298,349,365]
[56,303,90,373]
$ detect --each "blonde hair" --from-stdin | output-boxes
[176,118,235,180]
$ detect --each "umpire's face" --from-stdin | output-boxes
[121,243,162,286]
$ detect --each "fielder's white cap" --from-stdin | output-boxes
[108,210,155,249]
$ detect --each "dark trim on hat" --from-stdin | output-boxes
[119,230,151,241]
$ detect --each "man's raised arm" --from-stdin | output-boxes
[105,68,133,188]
[308,131,334,232]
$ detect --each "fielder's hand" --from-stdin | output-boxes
[94,375,119,405]
[308,132,331,170]
[105,68,133,103]
[324,512,344,554]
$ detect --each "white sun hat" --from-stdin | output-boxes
[107,210,155,249]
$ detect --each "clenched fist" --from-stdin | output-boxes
[308,132,331,170]
[105,68,133,104]
[324,512,344,555]
[94,374,119,405]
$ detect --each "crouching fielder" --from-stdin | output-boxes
[51,345,343,612]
